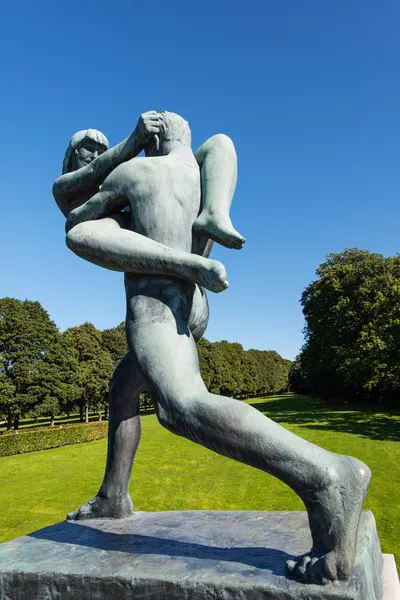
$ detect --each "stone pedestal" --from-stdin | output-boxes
[0,510,385,599]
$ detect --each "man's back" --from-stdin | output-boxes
[112,153,201,254]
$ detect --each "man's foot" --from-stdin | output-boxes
[67,493,134,521]
[193,258,229,293]
[193,213,245,250]
[286,455,371,584]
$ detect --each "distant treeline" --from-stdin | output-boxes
[198,339,291,399]
[290,248,400,407]
[0,298,290,431]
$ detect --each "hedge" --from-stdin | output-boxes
[0,421,108,457]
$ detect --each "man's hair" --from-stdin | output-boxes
[62,129,109,174]
[158,111,191,147]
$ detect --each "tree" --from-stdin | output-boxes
[197,338,290,400]
[27,332,81,426]
[101,322,128,366]
[288,355,309,394]
[0,373,15,430]
[0,298,78,430]
[197,338,215,392]
[209,341,246,397]
[248,350,290,396]
[298,248,400,405]
[65,322,114,422]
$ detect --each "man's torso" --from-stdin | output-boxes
[112,153,205,328]
[114,154,200,253]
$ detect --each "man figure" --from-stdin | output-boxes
[54,112,240,525]
[65,111,371,585]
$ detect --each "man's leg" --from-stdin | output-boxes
[67,352,145,520]
[67,215,228,293]
[126,289,370,585]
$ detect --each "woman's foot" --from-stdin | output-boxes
[191,257,229,293]
[193,212,245,250]
[67,493,134,521]
[286,455,371,584]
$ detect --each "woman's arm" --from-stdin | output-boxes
[53,112,160,217]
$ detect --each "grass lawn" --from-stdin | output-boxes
[0,394,399,566]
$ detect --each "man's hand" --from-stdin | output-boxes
[135,111,160,145]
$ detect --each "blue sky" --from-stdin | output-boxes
[1,0,399,360]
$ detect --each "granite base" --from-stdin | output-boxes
[0,510,383,599]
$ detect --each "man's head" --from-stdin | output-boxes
[62,129,109,174]
[144,111,191,157]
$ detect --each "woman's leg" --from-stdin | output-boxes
[194,134,245,250]
[66,215,229,293]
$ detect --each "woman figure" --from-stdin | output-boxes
[53,111,245,292]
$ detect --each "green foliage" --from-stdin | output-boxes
[0,297,290,429]
[0,298,79,430]
[197,339,290,399]
[101,322,128,366]
[295,248,400,405]
[0,421,108,456]
[288,355,309,394]
[140,391,153,413]
[64,323,114,421]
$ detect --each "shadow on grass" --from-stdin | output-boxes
[249,395,400,442]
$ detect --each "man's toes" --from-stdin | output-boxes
[306,558,330,585]
[286,555,331,584]
[296,555,312,580]
[286,559,297,574]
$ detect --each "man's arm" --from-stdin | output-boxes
[53,112,160,217]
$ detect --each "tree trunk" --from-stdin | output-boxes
[85,403,89,424]
[98,412,102,421]
[13,414,20,430]
[50,414,55,427]
[104,405,109,421]
[7,408,12,431]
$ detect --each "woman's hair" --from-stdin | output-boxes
[62,129,109,174]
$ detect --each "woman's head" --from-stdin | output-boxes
[62,129,109,174]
